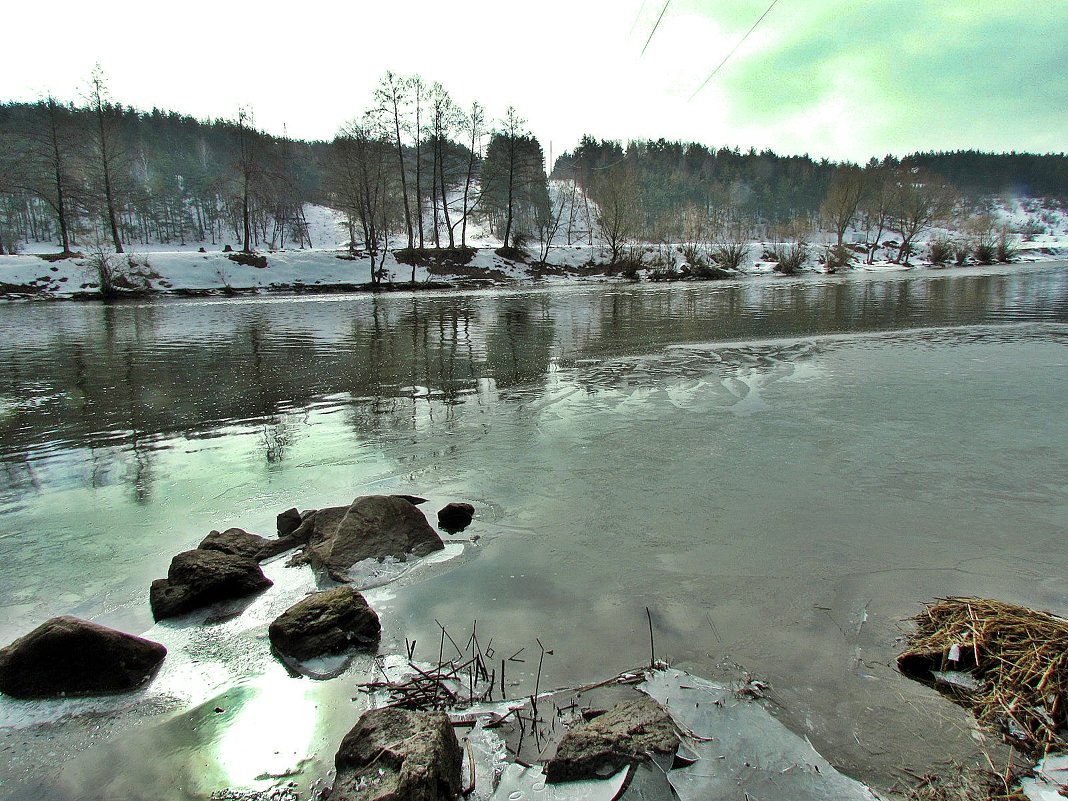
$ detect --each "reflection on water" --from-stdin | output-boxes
[1,263,1068,798]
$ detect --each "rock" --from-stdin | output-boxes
[199,527,271,560]
[544,695,678,783]
[306,496,444,580]
[258,508,321,561]
[276,507,303,538]
[437,502,474,533]
[0,616,166,698]
[329,707,462,801]
[392,494,428,506]
[223,244,233,252]
[150,549,272,621]
[269,586,380,662]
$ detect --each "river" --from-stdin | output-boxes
[1,263,1067,799]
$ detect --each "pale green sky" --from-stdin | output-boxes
[1,0,1064,161]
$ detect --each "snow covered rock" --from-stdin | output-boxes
[545,695,678,783]
[328,707,462,801]
[0,616,166,698]
[268,585,380,662]
[149,549,272,620]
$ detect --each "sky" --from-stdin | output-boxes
[2,0,1065,164]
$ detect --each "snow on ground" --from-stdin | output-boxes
[3,196,1067,299]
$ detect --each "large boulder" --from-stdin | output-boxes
[0,616,166,698]
[328,707,462,801]
[150,549,272,621]
[198,527,271,560]
[306,496,444,580]
[269,586,380,662]
[544,695,678,783]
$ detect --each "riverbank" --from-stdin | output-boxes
[1,241,1066,301]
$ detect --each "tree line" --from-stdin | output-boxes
[0,67,552,282]
[1,67,1064,276]
[554,136,1066,275]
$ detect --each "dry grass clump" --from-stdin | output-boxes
[898,597,1068,754]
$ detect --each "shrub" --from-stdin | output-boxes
[928,237,953,265]
[973,241,995,265]
[996,226,1018,263]
[711,242,750,271]
[822,243,852,273]
[952,240,970,266]
[771,242,808,275]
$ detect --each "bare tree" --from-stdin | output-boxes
[480,107,547,252]
[859,166,900,264]
[592,164,640,269]
[374,71,415,250]
[233,107,262,253]
[86,65,124,253]
[324,117,398,285]
[408,75,426,249]
[458,101,484,249]
[428,82,461,249]
[891,170,958,265]
[820,165,866,246]
[535,180,566,263]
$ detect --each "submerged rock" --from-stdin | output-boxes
[328,707,462,801]
[0,616,166,698]
[150,549,272,621]
[269,586,380,662]
[304,496,444,581]
[544,695,678,783]
[436,502,474,533]
[199,527,271,560]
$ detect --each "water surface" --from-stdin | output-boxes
[1,263,1067,798]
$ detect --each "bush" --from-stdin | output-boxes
[927,237,953,265]
[996,226,1018,263]
[952,240,970,266]
[822,243,852,273]
[711,242,750,271]
[973,241,995,264]
[771,242,808,274]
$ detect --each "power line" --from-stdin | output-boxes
[641,0,672,57]
[689,0,781,100]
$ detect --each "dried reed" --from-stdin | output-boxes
[898,597,1068,754]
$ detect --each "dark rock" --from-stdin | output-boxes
[392,494,428,506]
[199,527,271,560]
[269,586,380,662]
[198,246,206,253]
[223,244,233,252]
[437,502,474,533]
[276,507,303,538]
[258,509,321,561]
[544,695,678,783]
[306,496,444,580]
[328,707,462,801]
[0,616,166,698]
[150,549,272,621]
